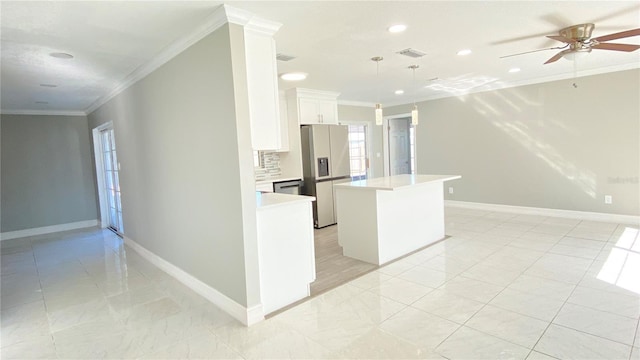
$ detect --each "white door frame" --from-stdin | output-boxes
[92,122,113,229]
[383,113,416,176]
[338,120,374,179]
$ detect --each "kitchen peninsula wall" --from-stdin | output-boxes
[87,21,262,320]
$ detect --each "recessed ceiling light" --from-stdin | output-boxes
[395,90,404,95]
[457,49,472,56]
[49,52,74,59]
[509,67,521,73]
[388,24,407,33]
[35,101,49,104]
[40,84,58,88]
[280,72,307,81]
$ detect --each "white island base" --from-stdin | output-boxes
[335,174,460,265]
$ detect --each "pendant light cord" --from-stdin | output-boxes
[376,59,381,104]
[412,66,416,107]
[371,56,384,125]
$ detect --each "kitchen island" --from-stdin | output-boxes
[256,192,315,314]
[334,174,460,265]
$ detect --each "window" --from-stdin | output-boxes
[347,125,367,180]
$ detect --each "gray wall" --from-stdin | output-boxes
[88,24,257,307]
[387,69,640,216]
[337,105,384,178]
[1,114,98,232]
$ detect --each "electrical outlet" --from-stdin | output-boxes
[448,187,454,194]
[604,195,612,204]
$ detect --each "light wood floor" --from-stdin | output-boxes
[309,225,377,295]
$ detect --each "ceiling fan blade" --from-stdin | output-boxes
[591,43,640,52]
[547,35,576,43]
[592,28,640,42]
[544,49,572,64]
[499,46,566,59]
[589,3,640,24]
[490,33,550,45]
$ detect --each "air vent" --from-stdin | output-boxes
[276,53,296,61]
[396,48,426,58]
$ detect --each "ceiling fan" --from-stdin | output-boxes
[501,23,640,64]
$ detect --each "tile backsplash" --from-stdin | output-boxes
[254,151,282,181]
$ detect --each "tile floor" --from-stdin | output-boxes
[1,207,639,359]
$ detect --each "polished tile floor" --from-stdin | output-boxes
[2,207,639,359]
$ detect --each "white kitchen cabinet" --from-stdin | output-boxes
[245,28,281,151]
[256,192,315,314]
[276,94,290,151]
[286,88,340,125]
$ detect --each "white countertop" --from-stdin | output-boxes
[334,174,461,191]
[256,192,315,210]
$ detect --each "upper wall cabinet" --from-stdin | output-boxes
[276,93,290,152]
[245,30,281,151]
[286,88,340,125]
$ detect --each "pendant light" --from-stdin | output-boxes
[372,56,384,125]
[409,65,419,125]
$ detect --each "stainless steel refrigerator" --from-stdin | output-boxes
[300,125,351,228]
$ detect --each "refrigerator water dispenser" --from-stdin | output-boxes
[318,157,329,177]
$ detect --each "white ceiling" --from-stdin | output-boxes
[2,1,639,114]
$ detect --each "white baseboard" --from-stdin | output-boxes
[123,236,264,326]
[445,200,640,225]
[0,220,99,241]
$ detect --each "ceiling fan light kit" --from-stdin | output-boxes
[558,23,594,41]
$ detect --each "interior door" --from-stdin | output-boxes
[389,118,412,175]
[100,128,124,234]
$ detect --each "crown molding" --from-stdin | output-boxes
[337,100,376,107]
[0,109,87,116]
[84,4,281,115]
[286,87,340,100]
[223,4,282,36]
